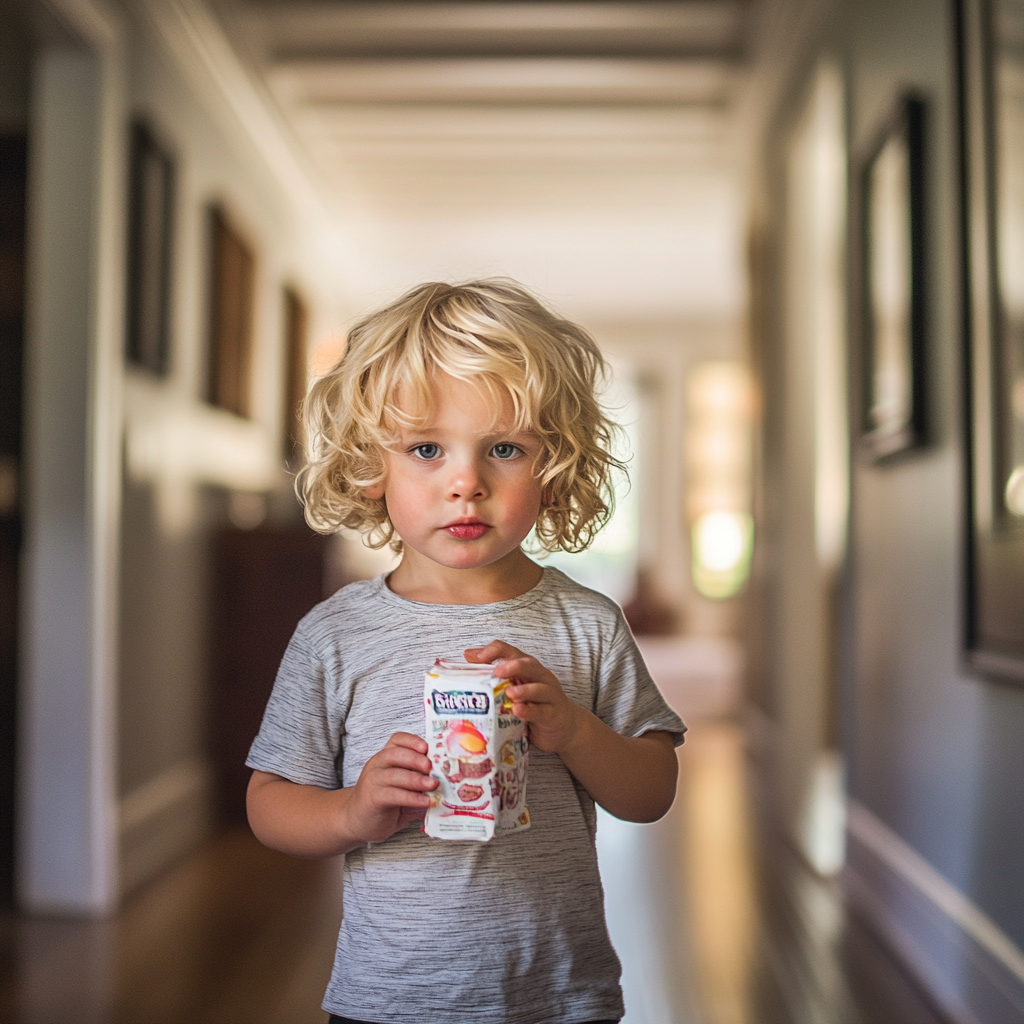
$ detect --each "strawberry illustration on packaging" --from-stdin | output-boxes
[423,658,531,841]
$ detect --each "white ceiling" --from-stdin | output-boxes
[211,1,752,328]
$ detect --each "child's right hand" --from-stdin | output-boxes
[345,732,438,845]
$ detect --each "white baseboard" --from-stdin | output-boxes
[118,757,214,898]
[845,800,1024,1024]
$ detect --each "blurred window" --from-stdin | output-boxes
[686,361,753,599]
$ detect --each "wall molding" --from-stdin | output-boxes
[118,757,213,897]
[845,800,1024,1024]
[140,0,324,221]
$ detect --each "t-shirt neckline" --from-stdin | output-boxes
[372,565,558,614]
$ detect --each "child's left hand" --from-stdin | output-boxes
[464,640,581,755]
[466,638,678,823]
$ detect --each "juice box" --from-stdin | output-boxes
[423,659,530,841]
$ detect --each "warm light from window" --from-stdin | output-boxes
[686,361,754,599]
[693,511,749,571]
[692,511,753,598]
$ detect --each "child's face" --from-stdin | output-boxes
[366,374,544,573]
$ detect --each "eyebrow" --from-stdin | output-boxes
[400,420,535,437]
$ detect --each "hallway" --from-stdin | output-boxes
[0,720,947,1024]
[3,1,1024,1023]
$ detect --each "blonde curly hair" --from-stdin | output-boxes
[297,279,626,553]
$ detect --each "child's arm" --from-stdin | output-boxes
[246,732,438,857]
[465,641,678,823]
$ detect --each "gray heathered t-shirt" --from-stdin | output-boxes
[247,567,686,1024]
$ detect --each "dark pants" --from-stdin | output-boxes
[329,1018,620,1024]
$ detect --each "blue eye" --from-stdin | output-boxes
[412,443,441,460]
[492,443,520,460]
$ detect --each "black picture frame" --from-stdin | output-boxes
[125,119,175,375]
[958,0,1024,682]
[859,94,928,461]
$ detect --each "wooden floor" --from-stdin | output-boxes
[0,722,948,1024]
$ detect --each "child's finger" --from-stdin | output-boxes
[495,653,558,678]
[374,786,434,810]
[511,699,558,720]
[373,745,433,775]
[385,732,429,753]
[506,681,557,704]
[374,767,438,794]
[464,640,525,663]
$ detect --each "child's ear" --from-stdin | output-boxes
[364,481,385,500]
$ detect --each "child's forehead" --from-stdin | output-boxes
[391,372,527,431]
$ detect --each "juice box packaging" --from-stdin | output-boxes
[423,659,530,841]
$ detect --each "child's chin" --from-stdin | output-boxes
[442,552,499,570]
[436,545,513,570]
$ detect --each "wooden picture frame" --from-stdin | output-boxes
[125,120,175,375]
[281,285,309,463]
[959,0,1024,682]
[206,204,256,419]
[859,95,928,460]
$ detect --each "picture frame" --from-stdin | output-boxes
[125,120,175,375]
[859,94,928,460]
[206,204,256,419]
[281,285,309,463]
[959,0,1024,682]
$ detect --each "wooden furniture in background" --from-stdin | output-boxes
[210,525,328,822]
[206,205,256,418]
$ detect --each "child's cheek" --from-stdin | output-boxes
[508,488,544,536]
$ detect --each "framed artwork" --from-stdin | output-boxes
[125,120,175,375]
[206,204,256,419]
[959,0,1024,681]
[859,95,928,460]
[281,285,309,463]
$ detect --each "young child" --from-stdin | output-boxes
[246,280,686,1024]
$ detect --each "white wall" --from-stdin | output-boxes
[18,0,354,911]
[114,0,354,897]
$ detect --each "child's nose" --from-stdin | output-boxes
[447,459,488,500]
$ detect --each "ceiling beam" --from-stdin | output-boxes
[289,102,727,141]
[268,56,738,106]
[234,1,748,60]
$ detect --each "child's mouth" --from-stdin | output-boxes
[444,521,489,540]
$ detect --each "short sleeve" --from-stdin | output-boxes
[593,617,687,746]
[246,627,344,788]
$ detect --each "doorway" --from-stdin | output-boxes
[0,132,27,906]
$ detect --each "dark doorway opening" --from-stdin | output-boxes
[210,524,328,823]
[0,133,27,907]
